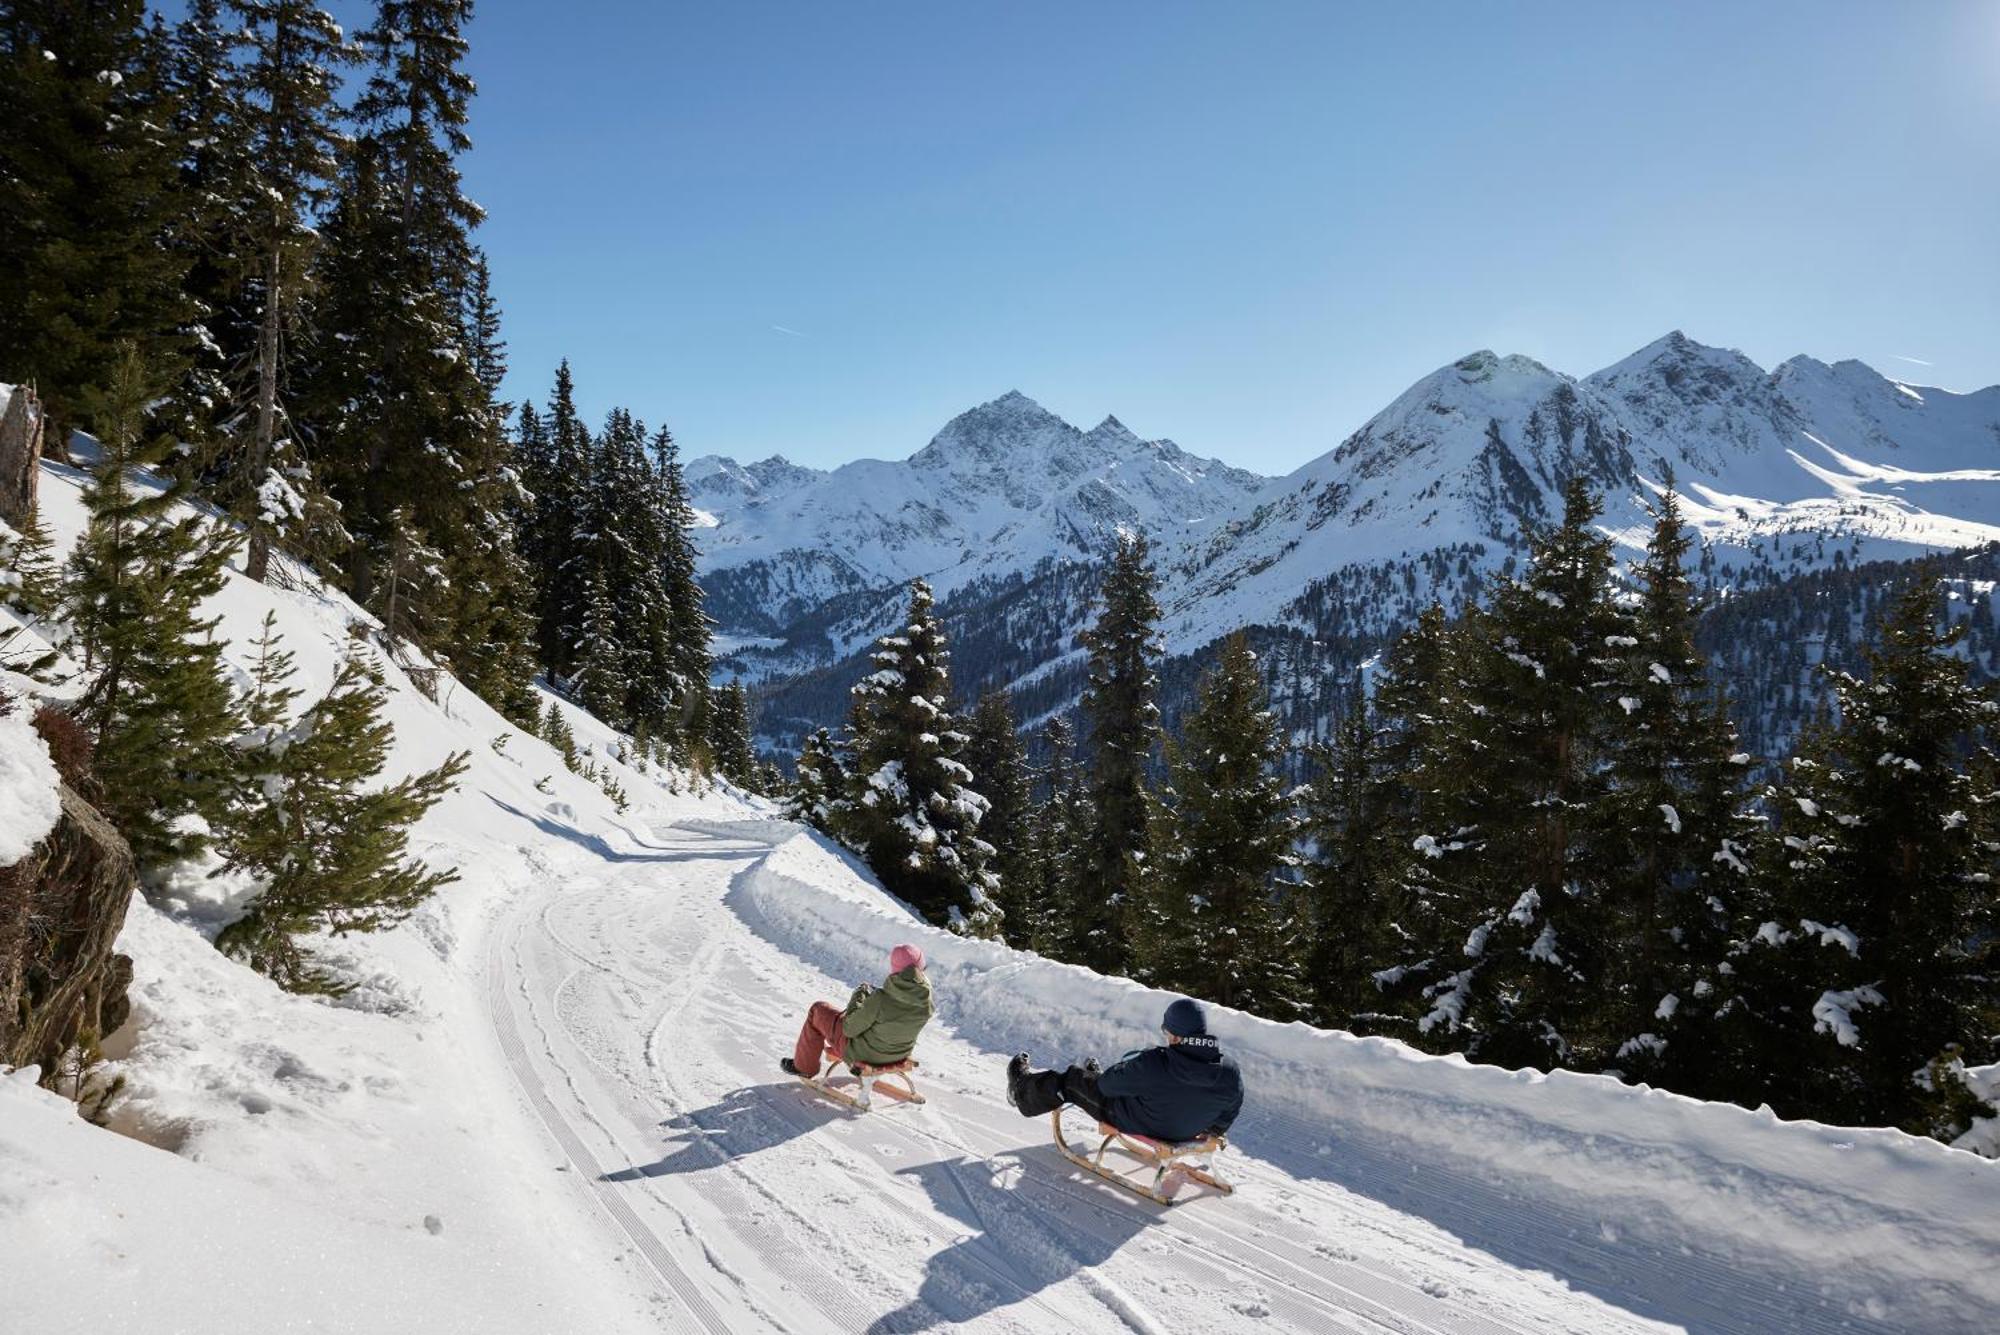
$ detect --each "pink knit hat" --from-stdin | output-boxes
[889,943,925,974]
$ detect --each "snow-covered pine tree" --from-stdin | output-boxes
[529,363,593,675]
[1738,574,2000,1135]
[224,0,355,583]
[1076,531,1163,973]
[963,689,1035,947]
[304,0,536,691]
[1358,602,1485,1038]
[64,346,241,868]
[0,1,195,453]
[570,567,629,728]
[1300,670,1399,1030]
[1600,481,1757,1093]
[838,580,1000,934]
[368,504,446,661]
[164,0,259,439]
[709,681,758,789]
[1,505,61,620]
[464,251,507,402]
[0,505,64,678]
[214,642,468,993]
[1021,716,1088,956]
[1411,478,1636,1070]
[1145,634,1307,1018]
[786,727,850,831]
[540,700,580,772]
[653,424,713,742]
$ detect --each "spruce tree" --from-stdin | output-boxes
[1,506,64,677]
[2,506,62,619]
[224,0,356,583]
[1076,532,1163,974]
[1739,575,2000,1134]
[653,424,713,741]
[786,727,850,831]
[306,0,533,689]
[964,689,1034,946]
[838,580,999,933]
[1363,603,1485,1035]
[571,567,629,728]
[529,363,593,674]
[1601,482,1755,1092]
[1407,479,1635,1069]
[64,346,240,868]
[214,643,468,993]
[1301,671,1399,1030]
[164,0,258,439]
[0,2,195,450]
[1145,635,1307,1017]
[709,681,757,788]
[1024,716,1089,956]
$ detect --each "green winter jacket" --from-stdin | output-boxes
[841,966,934,1066]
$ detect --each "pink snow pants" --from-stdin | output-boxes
[792,1000,846,1078]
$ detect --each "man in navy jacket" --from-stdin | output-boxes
[1006,998,1243,1143]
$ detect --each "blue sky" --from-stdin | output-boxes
[447,1,2000,473]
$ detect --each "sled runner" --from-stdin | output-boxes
[797,1055,925,1112]
[1050,1108,1233,1206]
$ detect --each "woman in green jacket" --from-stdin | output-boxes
[781,943,934,1077]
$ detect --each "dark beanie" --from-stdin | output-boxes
[1162,997,1210,1038]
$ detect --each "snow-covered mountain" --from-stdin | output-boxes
[713,335,2000,746]
[1161,333,2000,647]
[690,390,1267,634]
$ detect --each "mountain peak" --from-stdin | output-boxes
[1085,413,1140,447]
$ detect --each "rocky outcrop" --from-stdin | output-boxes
[0,782,138,1084]
[0,383,45,529]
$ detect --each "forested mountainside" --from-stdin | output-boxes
[725,333,2000,758]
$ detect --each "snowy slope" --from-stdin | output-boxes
[0,427,766,1333]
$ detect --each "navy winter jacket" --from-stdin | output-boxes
[1095,1039,1243,1143]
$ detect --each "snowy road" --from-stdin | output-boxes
[477,819,1913,1335]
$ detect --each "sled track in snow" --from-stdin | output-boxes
[487,897,733,1334]
[476,822,1951,1334]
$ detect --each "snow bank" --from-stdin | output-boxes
[0,1067,606,1334]
[0,695,61,866]
[731,827,2000,1333]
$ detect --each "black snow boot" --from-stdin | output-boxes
[780,1057,803,1077]
[1005,1053,1031,1109]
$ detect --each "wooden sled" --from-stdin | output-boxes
[1051,1108,1233,1206]
[797,1053,924,1112]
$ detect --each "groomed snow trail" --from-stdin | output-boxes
[484,821,1906,1334]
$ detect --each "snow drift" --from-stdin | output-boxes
[731,825,2000,1332]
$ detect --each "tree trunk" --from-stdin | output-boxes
[0,384,44,529]
[246,239,282,584]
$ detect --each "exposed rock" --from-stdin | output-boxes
[0,383,45,529]
[0,782,138,1085]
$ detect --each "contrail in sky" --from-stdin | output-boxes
[771,325,808,338]
[1890,354,1933,366]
